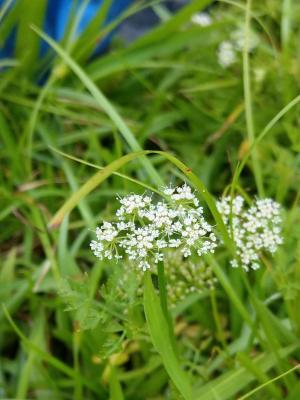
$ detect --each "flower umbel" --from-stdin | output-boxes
[217,26,258,68]
[90,186,283,275]
[90,184,217,271]
[217,196,283,271]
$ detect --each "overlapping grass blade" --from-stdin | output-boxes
[2,306,101,394]
[194,344,299,400]
[31,25,163,187]
[49,151,145,227]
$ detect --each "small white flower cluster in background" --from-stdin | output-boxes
[217,27,258,68]
[217,41,236,68]
[90,184,217,271]
[191,12,212,27]
[231,28,258,52]
[217,196,283,271]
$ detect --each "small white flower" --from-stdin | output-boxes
[191,12,212,27]
[163,186,175,195]
[138,260,151,271]
[217,27,258,69]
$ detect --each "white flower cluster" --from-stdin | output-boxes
[217,41,237,68]
[217,27,258,68]
[217,196,283,271]
[90,184,217,271]
[90,185,283,275]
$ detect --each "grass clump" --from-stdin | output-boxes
[1,1,300,399]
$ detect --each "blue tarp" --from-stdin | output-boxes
[0,0,134,58]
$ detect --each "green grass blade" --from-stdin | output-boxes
[243,0,264,196]
[206,256,254,328]
[239,364,300,400]
[49,146,164,196]
[0,0,14,23]
[281,0,292,50]
[31,25,163,187]
[194,344,299,400]
[48,151,145,227]
[16,311,46,399]
[72,0,113,62]
[2,305,98,393]
[15,0,47,77]
[144,272,192,400]
[109,367,124,400]
[236,352,281,398]
[232,94,300,194]
[128,0,212,50]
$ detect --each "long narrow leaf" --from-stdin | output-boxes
[31,25,163,187]
[194,344,299,400]
[144,272,192,400]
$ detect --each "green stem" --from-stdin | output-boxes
[157,261,177,353]
[243,0,264,197]
[157,261,170,321]
[210,290,228,352]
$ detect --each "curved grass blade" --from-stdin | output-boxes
[49,151,145,228]
[0,0,14,23]
[49,146,164,196]
[48,150,234,255]
[49,150,234,255]
[30,25,163,187]
[152,150,235,255]
[239,364,300,400]
[194,343,299,400]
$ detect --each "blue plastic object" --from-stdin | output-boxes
[0,0,134,59]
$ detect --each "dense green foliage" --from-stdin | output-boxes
[1,0,300,399]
